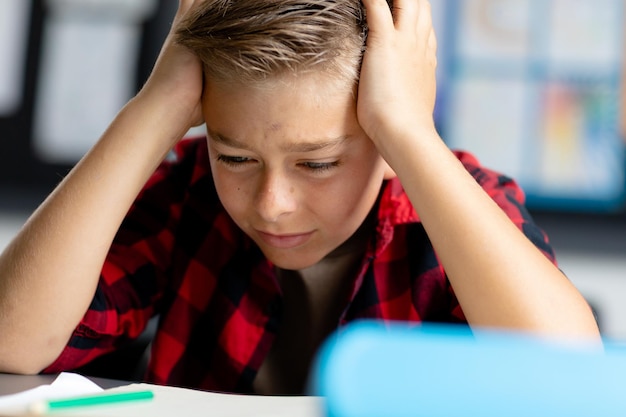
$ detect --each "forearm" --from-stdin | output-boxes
[0,94,187,373]
[378,127,600,339]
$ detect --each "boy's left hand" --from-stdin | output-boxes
[357,0,438,147]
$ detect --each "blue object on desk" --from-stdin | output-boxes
[310,320,626,417]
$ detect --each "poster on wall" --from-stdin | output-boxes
[436,0,625,211]
[32,0,158,163]
[0,0,31,116]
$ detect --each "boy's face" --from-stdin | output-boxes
[202,74,394,270]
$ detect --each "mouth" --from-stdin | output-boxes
[255,230,314,249]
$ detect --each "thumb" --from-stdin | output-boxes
[174,0,197,24]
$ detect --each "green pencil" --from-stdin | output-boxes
[29,390,154,414]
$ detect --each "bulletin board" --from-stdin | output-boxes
[433,0,626,212]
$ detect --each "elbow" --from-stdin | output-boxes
[555,299,603,342]
[0,337,67,376]
[0,356,51,375]
[539,311,601,344]
[574,305,603,341]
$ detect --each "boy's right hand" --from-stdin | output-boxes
[0,0,208,375]
[138,0,205,140]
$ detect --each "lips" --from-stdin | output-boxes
[256,230,314,249]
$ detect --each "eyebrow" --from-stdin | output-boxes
[207,129,349,153]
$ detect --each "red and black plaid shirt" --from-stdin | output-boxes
[45,137,556,393]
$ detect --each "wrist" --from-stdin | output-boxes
[367,116,439,157]
[130,89,199,146]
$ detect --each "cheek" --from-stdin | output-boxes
[340,160,387,213]
[317,166,382,219]
[210,166,248,216]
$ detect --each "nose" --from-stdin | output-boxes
[255,170,297,222]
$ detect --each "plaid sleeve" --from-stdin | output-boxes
[44,138,206,372]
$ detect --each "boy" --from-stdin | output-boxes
[0,0,599,395]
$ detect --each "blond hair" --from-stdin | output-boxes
[175,0,383,85]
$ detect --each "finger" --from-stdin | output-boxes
[173,0,197,24]
[416,0,434,34]
[427,27,438,67]
[178,0,196,13]
[362,0,395,37]
[393,0,420,31]
[428,27,437,51]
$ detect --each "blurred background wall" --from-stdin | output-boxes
[1,0,626,339]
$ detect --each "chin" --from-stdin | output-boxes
[269,257,318,271]
[264,250,326,271]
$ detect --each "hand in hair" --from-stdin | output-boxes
[357,0,437,144]
[139,0,206,134]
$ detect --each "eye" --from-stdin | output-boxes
[216,154,256,168]
[299,161,340,172]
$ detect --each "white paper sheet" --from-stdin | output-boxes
[0,372,103,415]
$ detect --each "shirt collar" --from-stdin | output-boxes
[373,178,420,257]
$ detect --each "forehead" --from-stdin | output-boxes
[202,73,360,144]
[204,70,356,102]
